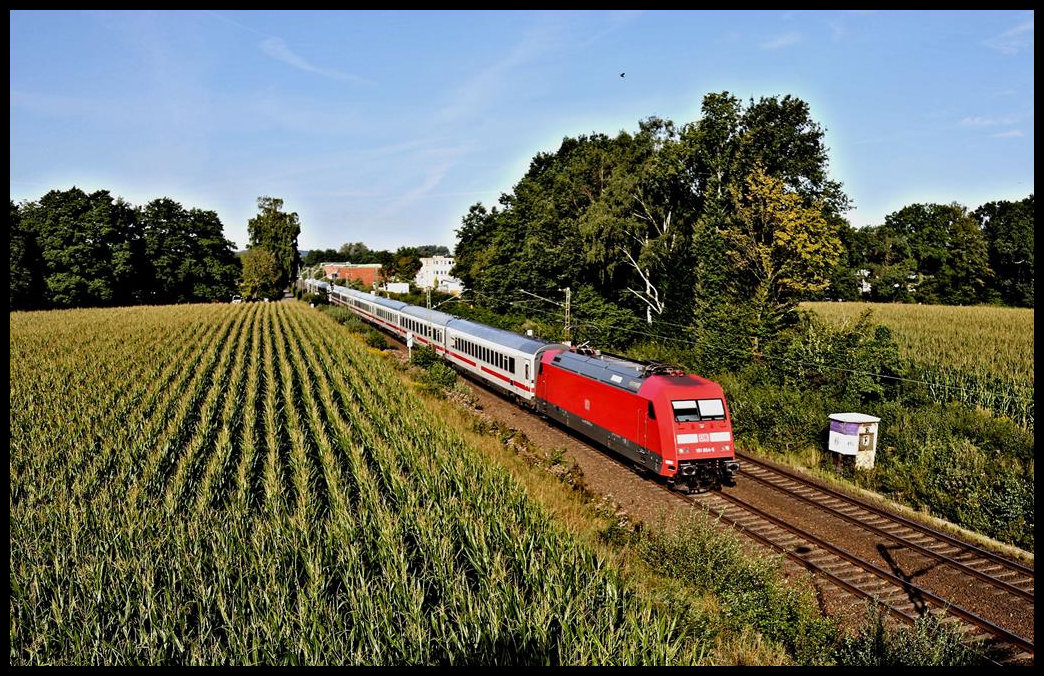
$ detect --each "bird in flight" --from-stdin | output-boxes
[619,72,625,78]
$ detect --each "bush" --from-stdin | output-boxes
[611,515,837,665]
[364,330,388,350]
[318,306,366,333]
[836,603,982,666]
[768,309,903,407]
[409,345,439,368]
[421,362,458,392]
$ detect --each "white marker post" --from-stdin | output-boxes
[406,331,414,360]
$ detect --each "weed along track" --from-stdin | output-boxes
[380,328,1035,665]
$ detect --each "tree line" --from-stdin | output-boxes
[10,190,306,310]
[828,197,1033,307]
[11,189,240,310]
[450,91,1033,366]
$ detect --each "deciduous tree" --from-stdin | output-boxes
[246,196,300,291]
[240,247,282,300]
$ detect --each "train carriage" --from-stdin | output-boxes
[399,304,453,353]
[335,287,410,335]
[442,318,562,401]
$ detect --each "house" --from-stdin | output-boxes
[415,255,464,295]
[322,262,382,288]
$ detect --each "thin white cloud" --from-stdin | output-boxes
[437,16,573,123]
[205,12,370,84]
[984,18,1034,54]
[260,37,368,83]
[991,129,1024,138]
[960,115,1019,127]
[762,32,802,50]
[402,163,454,204]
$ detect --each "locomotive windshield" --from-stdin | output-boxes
[671,398,726,422]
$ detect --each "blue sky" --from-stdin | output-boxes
[10,10,1034,251]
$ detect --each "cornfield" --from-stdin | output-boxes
[802,302,1034,429]
[10,302,708,665]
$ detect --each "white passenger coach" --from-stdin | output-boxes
[306,281,561,402]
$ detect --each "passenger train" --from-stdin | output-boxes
[303,279,739,492]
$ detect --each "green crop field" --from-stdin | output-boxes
[802,302,1034,428]
[10,303,712,665]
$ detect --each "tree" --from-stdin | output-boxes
[17,188,142,308]
[302,248,340,267]
[680,92,849,224]
[452,203,499,292]
[415,244,451,257]
[454,134,623,309]
[681,92,849,346]
[819,219,866,302]
[876,202,992,304]
[724,167,843,353]
[240,247,282,300]
[934,211,992,305]
[140,198,240,303]
[580,119,695,324]
[338,241,371,261]
[452,92,849,352]
[10,200,43,310]
[246,196,301,290]
[391,246,424,281]
[974,195,1034,307]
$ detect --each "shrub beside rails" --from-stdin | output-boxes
[307,280,739,492]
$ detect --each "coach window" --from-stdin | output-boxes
[524,362,529,380]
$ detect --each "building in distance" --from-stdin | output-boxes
[322,262,383,288]
[415,255,464,295]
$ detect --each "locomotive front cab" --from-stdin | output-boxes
[646,379,739,492]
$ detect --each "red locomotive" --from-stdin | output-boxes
[535,348,738,492]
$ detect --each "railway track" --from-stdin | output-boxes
[716,453,1034,663]
[374,316,1035,664]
